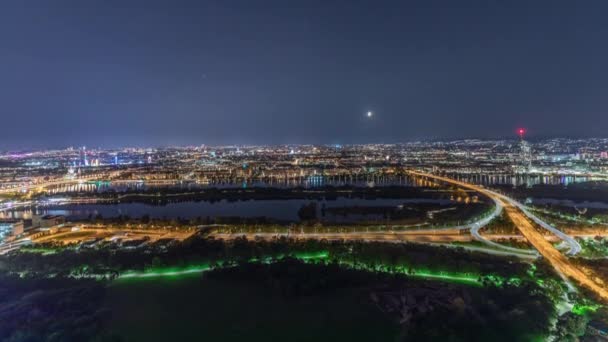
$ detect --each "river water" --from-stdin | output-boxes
[0,198,453,222]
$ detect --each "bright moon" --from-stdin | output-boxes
[367,111,373,117]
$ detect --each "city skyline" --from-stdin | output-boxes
[2,131,608,151]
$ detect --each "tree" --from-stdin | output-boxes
[554,312,589,341]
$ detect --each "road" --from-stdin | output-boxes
[508,198,581,255]
[30,226,196,244]
[466,195,536,255]
[408,170,608,301]
[213,230,469,242]
[407,171,581,255]
[470,222,537,256]
[211,232,538,259]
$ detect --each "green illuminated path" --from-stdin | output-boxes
[118,251,330,280]
[116,251,508,287]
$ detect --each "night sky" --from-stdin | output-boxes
[1,1,607,148]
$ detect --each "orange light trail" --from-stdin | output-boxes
[407,170,608,302]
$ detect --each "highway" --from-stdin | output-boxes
[407,171,581,255]
[508,199,581,255]
[470,222,537,256]
[466,195,536,256]
[407,170,608,301]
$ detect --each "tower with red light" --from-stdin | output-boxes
[516,127,532,171]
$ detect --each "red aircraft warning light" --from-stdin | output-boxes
[517,128,526,139]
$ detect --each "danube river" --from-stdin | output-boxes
[0,198,454,222]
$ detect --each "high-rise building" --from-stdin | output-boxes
[517,128,532,170]
[80,146,89,166]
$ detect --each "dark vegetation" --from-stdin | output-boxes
[493,238,532,249]
[554,312,590,341]
[578,237,608,258]
[107,260,557,342]
[0,276,115,342]
[0,237,564,341]
[2,235,534,281]
[107,264,397,342]
[482,211,519,234]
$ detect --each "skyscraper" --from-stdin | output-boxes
[518,129,532,170]
[79,147,89,167]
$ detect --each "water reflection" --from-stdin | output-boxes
[0,198,452,222]
[446,173,596,187]
[40,173,602,195]
[43,174,424,195]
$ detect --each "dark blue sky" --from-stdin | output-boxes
[1,0,607,148]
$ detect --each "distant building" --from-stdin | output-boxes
[32,215,66,229]
[80,146,89,166]
[0,219,25,241]
[518,140,532,169]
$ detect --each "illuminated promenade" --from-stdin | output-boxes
[408,170,608,301]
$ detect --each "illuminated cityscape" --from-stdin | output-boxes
[2,137,608,191]
[2,1,608,341]
[1,136,608,340]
